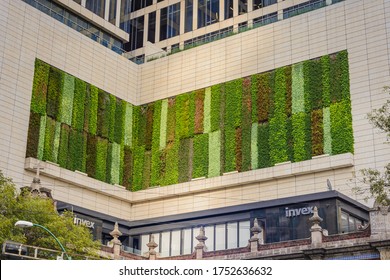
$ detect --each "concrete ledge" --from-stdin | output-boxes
[25,153,354,204]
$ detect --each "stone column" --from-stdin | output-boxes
[309,207,323,246]
[147,234,158,260]
[370,204,390,240]
[110,222,122,260]
[195,226,208,259]
[249,218,262,252]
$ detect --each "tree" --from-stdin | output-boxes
[355,87,390,206]
[0,170,101,259]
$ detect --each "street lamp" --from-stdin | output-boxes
[15,220,71,260]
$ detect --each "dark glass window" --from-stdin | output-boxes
[85,0,105,18]
[253,0,277,10]
[160,3,181,41]
[238,0,248,15]
[109,0,117,24]
[148,12,156,43]
[73,0,81,4]
[224,0,233,19]
[129,16,144,51]
[198,0,219,29]
[120,0,132,33]
[185,0,193,33]
[132,0,153,12]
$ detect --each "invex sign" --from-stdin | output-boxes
[285,206,314,218]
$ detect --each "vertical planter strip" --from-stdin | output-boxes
[175,93,190,140]
[46,67,64,119]
[108,95,117,142]
[122,145,133,190]
[323,107,332,155]
[193,133,209,178]
[160,99,168,150]
[210,85,221,132]
[86,135,97,178]
[52,122,61,162]
[68,128,85,172]
[195,89,205,134]
[251,74,259,123]
[204,87,211,133]
[115,99,126,144]
[95,137,108,182]
[330,100,353,154]
[166,99,176,143]
[321,55,331,107]
[43,116,56,162]
[72,78,86,131]
[257,73,271,122]
[142,151,152,190]
[258,123,270,168]
[251,123,258,169]
[59,73,75,125]
[85,85,98,135]
[179,138,191,183]
[58,123,70,168]
[151,100,162,186]
[160,141,179,186]
[31,59,49,115]
[269,68,288,165]
[124,103,133,146]
[311,109,324,157]
[145,103,154,150]
[26,112,41,158]
[132,145,145,191]
[208,130,221,178]
[241,77,252,172]
[97,89,110,138]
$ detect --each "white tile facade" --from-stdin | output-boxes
[0,0,390,222]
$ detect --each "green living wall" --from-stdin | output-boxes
[26,51,353,191]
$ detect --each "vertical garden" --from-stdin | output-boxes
[26,51,353,191]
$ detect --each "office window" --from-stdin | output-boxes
[238,0,248,15]
[204,226,215,251]
[182,228,192,255]
[239,221,250,247]
[141,234,149,256]
[198,0,219,29]
[185,0,193,33]
[133,0,153,12]
[225,0,233,19]
[253,12,278,27]
[340,211,364,233]
[215,224,226,250]
[128,15,144,51]
[160,231,170,257]
[160,3,181,41]
[227,222,238,249]
[171,230,181,256]
[253,0,277,10]
[109,0,117,24]
[119,0,132,33]
[148,11,156,43]
[86,0,105,18]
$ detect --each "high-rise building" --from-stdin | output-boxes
[1,0,389,258]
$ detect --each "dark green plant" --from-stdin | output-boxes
[269,68,288,165]
[72,78,86,131]
[59,74,75,125]
[145,103,154,150]
[43,117,56,162]
[58,124,70,168]
[311,109,324,157]
[330,100,354,154]
[286,116,294,162]
[68,129,85,172]
[235,127,243,172]
[132,145,145,191]
[225,79,242,128]
[304,59,323,111]
[106,143,113,183]
[160,141,179,186]
[192,134,208,178]
[114,99,126,144]
[321,55,331,107]
[46,67,64,119]
[285,66,292,116]
[241,77,252,172]
[224,126,236,172]
[97,89,110,138]
[176,93,190,139]
[189,92,196,137]
[26,112,41,158]
[122,145,133,190]
[151,100,162,187]
[251,74,259,123]
[132,105,140,147]
[292,112,309,162]
[84,85,98,135]
[330,51,350,103]
[31,59,50,115]
[108,95,117,142]
[95,137,108,182]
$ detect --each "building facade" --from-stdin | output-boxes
[1,0,390,258]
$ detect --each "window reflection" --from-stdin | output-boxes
[227,222,238,249]
[215,224,226,250]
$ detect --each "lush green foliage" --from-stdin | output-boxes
[193,134,209,178]
[31,59,50,115]
[0,171,101,257]
[28,53,353,190]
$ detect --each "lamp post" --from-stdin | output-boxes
[15,220,71,260]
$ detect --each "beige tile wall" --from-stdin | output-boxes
[1,0,390,222]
